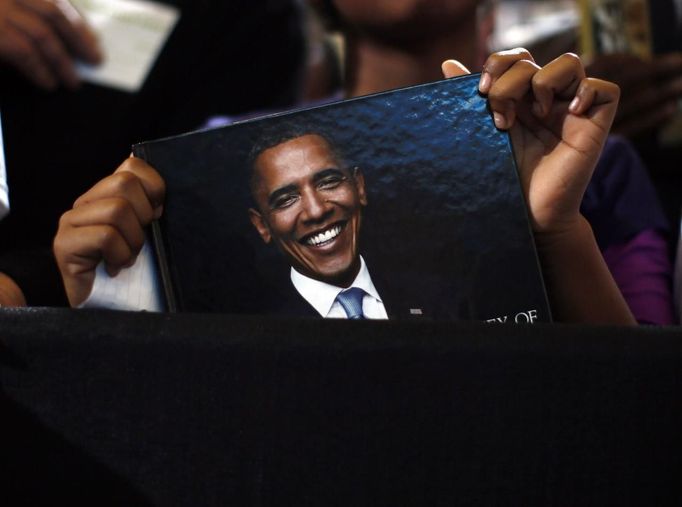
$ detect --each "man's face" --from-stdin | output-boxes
[249,134,367,288]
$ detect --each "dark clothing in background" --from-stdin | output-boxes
[0,0,306,305]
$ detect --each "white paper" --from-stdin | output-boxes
[72,0,180,92]
[80,238,163,311]
[0,111,9,220]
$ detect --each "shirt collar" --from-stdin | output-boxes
[290,256,383,317]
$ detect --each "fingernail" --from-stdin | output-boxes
[153,206,164,220]
[569,97,580,112]
[479,72,491,93]
[493,112,506,129]
[532,101,544,116]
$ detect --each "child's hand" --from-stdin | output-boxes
[483,49,619,238]
[444,49,620,237]
[443,51,633,324]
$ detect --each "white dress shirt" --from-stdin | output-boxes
[290,256,388,319]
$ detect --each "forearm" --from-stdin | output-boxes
[536,216,636,325]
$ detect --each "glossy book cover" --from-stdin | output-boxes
[133,73,552,322]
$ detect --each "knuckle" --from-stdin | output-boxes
[531,70,550,89]
[62,262,81,277]
[559,52,581,64]
[52,233,67,258]
[110,170,140,194]
[498,47,530,58]
[104,196,133,223]
[57,211,72,230]
[98,225,120,251]
[515,59,539,72]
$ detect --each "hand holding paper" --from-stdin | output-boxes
[53,156,164,307]
[0,0,102,89]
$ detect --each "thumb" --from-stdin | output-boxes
[441,59,471,79]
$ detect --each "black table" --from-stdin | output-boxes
[2,308,681,506]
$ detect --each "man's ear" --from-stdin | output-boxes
[248,208,272,244]
[352,167,368,206]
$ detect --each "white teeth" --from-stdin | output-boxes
[307,225,342,246]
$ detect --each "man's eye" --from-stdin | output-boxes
[271,194,298,210]
[318,176,345,190]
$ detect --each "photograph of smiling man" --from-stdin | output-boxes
[246,131,385,319]
[137,74,551,321]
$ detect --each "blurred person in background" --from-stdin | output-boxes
[0,0,306,306]
[300,0,675,324]
[47,0,675,324]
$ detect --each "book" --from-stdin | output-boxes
[132,73,552,323]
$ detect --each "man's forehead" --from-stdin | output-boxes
[252,134,342,184]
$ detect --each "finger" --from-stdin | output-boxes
[0,23,57,89]
[53,220,100,306]
[479,47,535,94]
[487,58,539,129]
[531,53,585,118]
[74,171,158,226]
[54,222,134,279]
[568,77,620,128]
[66,197,147,257]
[21,0,102,63]
[115,157,166,217]
[10,5,79,88]
[74,158,165,222]
[441,59,470,79]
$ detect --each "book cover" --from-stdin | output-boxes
[133,73,552,323]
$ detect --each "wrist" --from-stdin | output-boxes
[533,215,593,257]
[533,215,635,325]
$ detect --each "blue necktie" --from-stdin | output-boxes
[336,287,366,319]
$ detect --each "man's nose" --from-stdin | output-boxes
[301,190,332,222]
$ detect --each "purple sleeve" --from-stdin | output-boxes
[581,135,669,249]
[602,229,675,325]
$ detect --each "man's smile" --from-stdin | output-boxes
[301,221,346,247]
[249,134,368,287]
